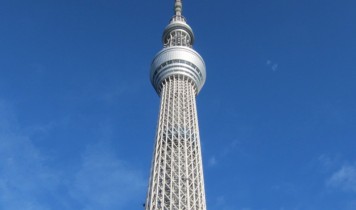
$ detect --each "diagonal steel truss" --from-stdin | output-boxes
[146,75,206,210]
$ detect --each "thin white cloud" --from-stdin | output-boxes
[208,140,240,168]
[216,195,226,205]
[0,100,146,210]
[327,163,356,192]
[0,101,55,210]
[271,182,299,195]
[208,156,218,167]
[272,63,279,71]
[69,142,146,210]
[100,80,144,103]
[221,139,240,156]
[318,154,335,169]
[266,59,279,71]
[212,195,251,210]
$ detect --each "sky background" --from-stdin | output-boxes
[0,0,355,210]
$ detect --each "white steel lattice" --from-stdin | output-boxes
[146,75,206,210]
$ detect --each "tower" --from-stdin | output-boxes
[145,1,207,210]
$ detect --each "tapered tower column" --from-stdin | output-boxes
[146,1,207,210]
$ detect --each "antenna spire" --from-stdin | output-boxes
[175,0,183,16]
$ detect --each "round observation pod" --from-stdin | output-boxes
[150,46,206,95]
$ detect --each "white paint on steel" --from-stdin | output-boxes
[146,0,207,209]
[146,76,207,210]
[150,46,206,95]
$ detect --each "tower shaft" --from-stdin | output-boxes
[146,75,206,210]
[146,1,207,209]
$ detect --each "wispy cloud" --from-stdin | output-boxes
[100,80,144,103]
[266,59,279,71]
[318,154,336,169]
[327,163,356,192]
[271,182,299,195]
[0,100,146,210]
[69,142,146,210]
[212,195,245,210]
[221,139,240,156]
[208,156,218,167]
[0,101,56,210]
[216,195,226,206]
[208,139,241,168]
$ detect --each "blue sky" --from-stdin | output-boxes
[0,0,355,209]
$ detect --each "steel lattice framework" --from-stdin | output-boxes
[145,1,207,210]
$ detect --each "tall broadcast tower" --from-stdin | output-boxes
[145,0,207,210]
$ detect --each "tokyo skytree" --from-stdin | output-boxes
[145,0,207,210]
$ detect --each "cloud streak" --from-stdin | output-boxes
[208,156,218,167]
[0,101,56,210]
[266,59,279,71]
[69,142,146,210]
[0,100,146,210]
[327,163,356,192]
[208,139,241,168]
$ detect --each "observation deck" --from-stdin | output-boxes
[150,14,206,95]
